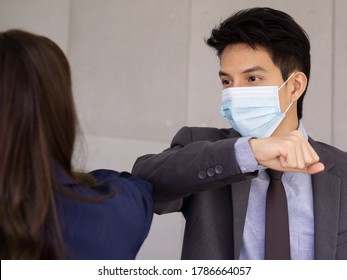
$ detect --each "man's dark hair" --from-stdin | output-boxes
[206,7,311,119]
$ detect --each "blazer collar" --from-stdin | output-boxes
[309,138,341,259]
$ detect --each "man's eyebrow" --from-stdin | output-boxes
[218,70,229,77]
[242,66,268,74]
[219,66,268,77]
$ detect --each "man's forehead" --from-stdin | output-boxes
[219,44,277,75]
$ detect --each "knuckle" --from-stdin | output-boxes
[285,139,296,148]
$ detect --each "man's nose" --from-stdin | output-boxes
[232,79,245,87]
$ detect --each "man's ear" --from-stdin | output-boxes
[290,72,307,101]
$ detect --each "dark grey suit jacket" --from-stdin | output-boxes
[132,126,347,259]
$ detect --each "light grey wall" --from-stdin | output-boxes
[1,0,346,259]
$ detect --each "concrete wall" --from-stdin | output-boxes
[1,0,346,259]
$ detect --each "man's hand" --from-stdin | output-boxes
[249,130,325,174]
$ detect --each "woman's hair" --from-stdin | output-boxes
[0,29,82,259]
[206,7,311,119]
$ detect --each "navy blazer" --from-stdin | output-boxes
[133,126,347,259]
[55,169,153,260]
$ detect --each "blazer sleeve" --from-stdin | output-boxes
[132,126,256,213]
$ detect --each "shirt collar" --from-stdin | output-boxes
[298,121,308,140]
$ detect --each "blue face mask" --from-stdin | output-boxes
[221,73,294,138]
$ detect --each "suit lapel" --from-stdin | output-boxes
[312,171,341,259]
[231,180,251,259]
[310,138,341,259]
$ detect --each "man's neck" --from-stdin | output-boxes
[271,117,299,137]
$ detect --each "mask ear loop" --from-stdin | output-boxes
[278,72,295,90]
[279,72,295,115]
[283,101,294,115]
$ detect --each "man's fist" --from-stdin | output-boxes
[249,130,325,174]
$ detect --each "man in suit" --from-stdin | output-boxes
[132,7,347,259]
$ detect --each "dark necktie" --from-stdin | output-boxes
[265,169,291,260]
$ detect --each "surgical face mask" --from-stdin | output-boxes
[221,73,294,138]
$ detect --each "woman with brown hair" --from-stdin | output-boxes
[0,29,153,259]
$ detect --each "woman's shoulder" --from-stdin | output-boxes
[88,169,153,195]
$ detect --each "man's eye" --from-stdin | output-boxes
[249,76,259,82]
[221,80,232,86]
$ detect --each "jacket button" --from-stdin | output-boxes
[215,165,223,174]
[207,168,216,177]
[198,171,207,179]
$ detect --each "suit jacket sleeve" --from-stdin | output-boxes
[132,126,257,213]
